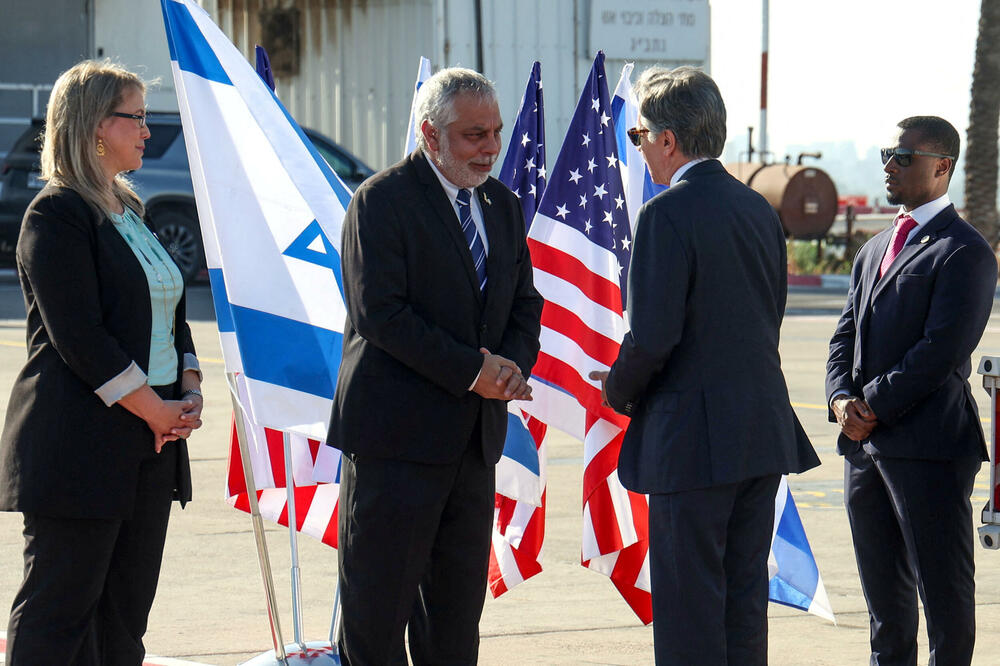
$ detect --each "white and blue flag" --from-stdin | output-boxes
[161,0,351,439]
[610,62,665,233]
[403,56,433,157]
[769,477,835,621]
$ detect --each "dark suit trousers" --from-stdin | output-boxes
[648,474,780,666]
[336,438,495,666]
[845,452,980,666]
[5,441,178,666]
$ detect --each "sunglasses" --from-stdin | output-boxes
[627,127,650,147]
[880,147,955,167]
[111,111,147,128]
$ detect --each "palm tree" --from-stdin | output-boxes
[966,0,1000,246]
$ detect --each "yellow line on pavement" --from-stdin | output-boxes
[2,339,225,366]
[0,346,994,430]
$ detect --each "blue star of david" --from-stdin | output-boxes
[282,219,344,295]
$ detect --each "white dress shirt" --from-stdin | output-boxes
[426,156,490,253]
[831,193,951,408]
[883,193,950,263]
[425,155,492,390]
[670,157,710,188]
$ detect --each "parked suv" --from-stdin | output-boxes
[0,112,375,282]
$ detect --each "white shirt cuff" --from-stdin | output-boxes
[468,368,482,391]
[830,390,852,409]
[183,353,202,381]
[95,361,148,407]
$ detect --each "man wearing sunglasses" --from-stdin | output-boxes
[826,116,997,665]
[589,66,819,665]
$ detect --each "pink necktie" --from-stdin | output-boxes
[879,214,919,278]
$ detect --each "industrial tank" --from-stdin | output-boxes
[725,162,838,240]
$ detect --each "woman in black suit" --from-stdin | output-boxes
[0,60,204,665]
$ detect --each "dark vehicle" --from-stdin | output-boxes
[0,112,374,282]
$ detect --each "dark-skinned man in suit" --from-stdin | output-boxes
[328,67,543,666]
[827,116,997,666]
[590,66,819,665]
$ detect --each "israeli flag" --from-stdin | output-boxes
[611,63,834,623]
[769,477,835,621]
[611,62,665,232]
[403,56,433,157]
[161,0,351,439]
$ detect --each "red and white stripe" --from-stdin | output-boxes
[225,416,341,549]
[489,414,548,596]
[522,211,652,624]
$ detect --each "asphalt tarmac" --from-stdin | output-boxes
[1,282,999,664]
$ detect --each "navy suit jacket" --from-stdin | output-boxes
[826,204,996,460]
[328,150,543,465]
[605,160,819,494]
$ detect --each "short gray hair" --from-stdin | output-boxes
[634,66,726,159]
[415,67,497,152]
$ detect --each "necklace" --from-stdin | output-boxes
[114,207,180,337]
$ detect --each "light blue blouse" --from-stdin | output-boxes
[108,207,184,386]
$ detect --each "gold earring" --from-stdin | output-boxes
[96,139,106,157]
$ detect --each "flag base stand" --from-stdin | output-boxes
[238,642,341,665]
[978,356,1000,550]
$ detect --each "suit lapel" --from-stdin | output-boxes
[477,185,501,305]
[412,151,485,303]
[869,207,956,304]
[858,229,890,322]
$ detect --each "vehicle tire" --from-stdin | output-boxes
[150,205,204,284]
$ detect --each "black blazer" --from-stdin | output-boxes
[328,150,543,465]
[826,205,996,460]
[606,160,819,494]
[0,186,195,519]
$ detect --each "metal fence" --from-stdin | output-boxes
[0,83,52,159]
[0,83,52,125]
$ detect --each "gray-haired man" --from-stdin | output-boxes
[327,67,542,665]
[591,66,818,664]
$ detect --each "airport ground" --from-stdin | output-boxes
[0,280,999,665]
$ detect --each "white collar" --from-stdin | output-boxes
[670,157,710,188]
[426,152,466,201]
[899,193,950,228]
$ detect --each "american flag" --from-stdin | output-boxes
[489,62,548,597]
[225,424,341,549]
[521,52,651,623]
[488,412,549,596]
[225,376,342,549]
[498,61,546,223]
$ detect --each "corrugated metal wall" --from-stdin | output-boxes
[206,0,437,170]
[477,0,581,160]
[202,0,707,172]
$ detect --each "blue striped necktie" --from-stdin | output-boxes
[456,188,487,293]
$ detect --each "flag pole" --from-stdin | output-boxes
[328,580,342,647]
[282,432,307,651]
[231,383,288,662]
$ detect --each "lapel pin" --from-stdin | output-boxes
[920,235,930,244]
[481,192,492,206]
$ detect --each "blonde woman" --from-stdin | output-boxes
[0,60,203,665]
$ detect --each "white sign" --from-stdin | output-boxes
[590,0,710,62]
